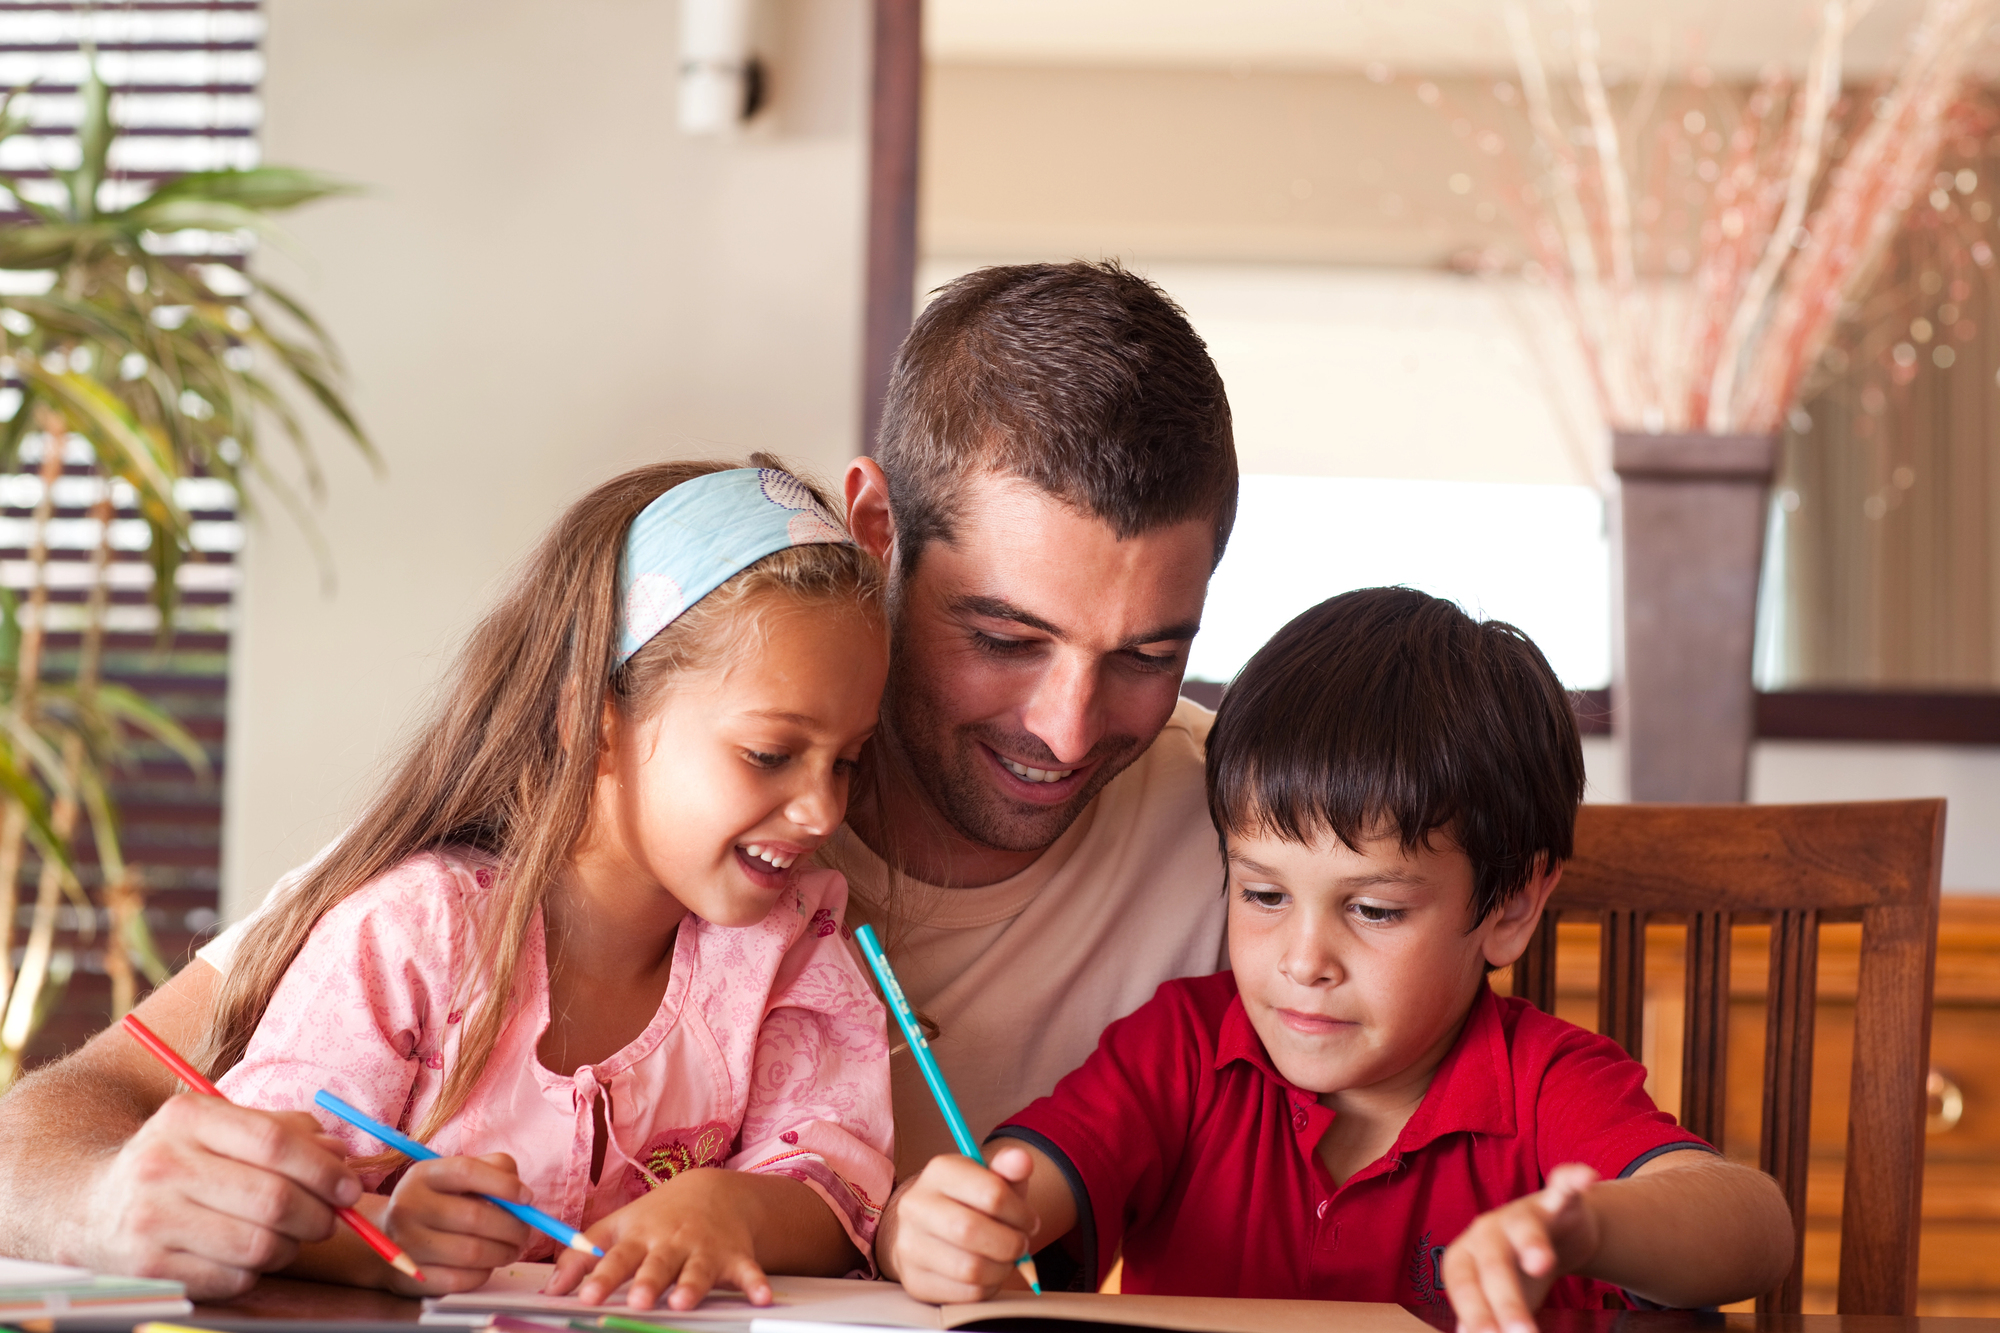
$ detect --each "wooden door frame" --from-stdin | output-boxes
[859,0,922,457]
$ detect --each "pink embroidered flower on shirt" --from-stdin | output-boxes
[425,1052,444,1070]
[809,908,837,938]
[474,867,494,889]
[447,1010,463,1024]
[631,1121,734,1193]
[780,1131,799,1145]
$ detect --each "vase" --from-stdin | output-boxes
[1611,432,1779,802]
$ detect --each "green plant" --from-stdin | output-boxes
[0,69,373,1082]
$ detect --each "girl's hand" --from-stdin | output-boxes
[1440,1164,1602,1333]
[377,1153,534,1293]
[546,1168,774,1312]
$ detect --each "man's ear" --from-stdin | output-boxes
[1481,857,1565,970]
[844,457,896,565]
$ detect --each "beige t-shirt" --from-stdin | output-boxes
[199,699,1229,1179]
[829,697,1228,1176]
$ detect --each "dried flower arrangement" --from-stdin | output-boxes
[1444,0,2000,436]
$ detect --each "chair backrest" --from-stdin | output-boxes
[1511,800,1945,1316]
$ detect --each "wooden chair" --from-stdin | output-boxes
[1511,800,1945,1315]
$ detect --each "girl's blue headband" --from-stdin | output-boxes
[617,467,853,665]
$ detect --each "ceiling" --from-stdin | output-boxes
[927,0,1975,79]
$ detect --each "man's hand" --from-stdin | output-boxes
[81,1093,364,1298]
[373,1154,532,1295]
[1441,1164,1601,1333]
[882,1147,1043,1304]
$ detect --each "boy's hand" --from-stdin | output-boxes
[546,1168,773,1311]
[1441,1164,1602,1333]
[377,1153,533,1294]
[885,1147,1040,1304]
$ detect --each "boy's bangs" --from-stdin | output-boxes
[1204,588,1585,922]
[1220,757,1462,862]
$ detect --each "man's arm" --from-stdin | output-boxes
[1442,1152,1794,1333]
[0,960,363,1298]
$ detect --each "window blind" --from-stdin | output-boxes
[0,0,258,1066]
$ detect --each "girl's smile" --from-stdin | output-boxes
[572,599,890,937]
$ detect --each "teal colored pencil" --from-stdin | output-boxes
[853,924,1042,1294]
[314,1089,605,1258]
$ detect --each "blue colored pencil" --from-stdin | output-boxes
[314,1089,605,1258]
[852,924,1041,1295]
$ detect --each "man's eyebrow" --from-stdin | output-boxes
[953,594,1201,647]
[951,594,1063,637]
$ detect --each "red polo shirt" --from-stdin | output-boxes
[994,973,1709,1309]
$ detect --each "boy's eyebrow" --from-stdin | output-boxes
[1226,851,1434,889]
[953,594,1202,648]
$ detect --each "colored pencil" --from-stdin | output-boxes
[852,925,1041,1295]
[135,1323,232,1333]
[314,1089,605,1258]
[481,1317,569,1333]
[117,1013,426,1282]
[591,1316,705,1333]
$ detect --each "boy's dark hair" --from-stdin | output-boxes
[875,261,1237,576]
[1206,587,1585,924]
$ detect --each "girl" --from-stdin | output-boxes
[200,460,895,1310]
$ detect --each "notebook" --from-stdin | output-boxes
[0,1255,191,1319]
[422,1262,1432,1333]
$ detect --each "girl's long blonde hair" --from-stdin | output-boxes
[198,457,883,1145]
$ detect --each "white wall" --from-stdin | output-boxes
[223,0,872,918]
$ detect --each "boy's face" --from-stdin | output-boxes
[1226,824,1556,1103]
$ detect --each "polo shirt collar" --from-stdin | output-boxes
[1393,981,1517,1151]
[1214,980,1518,1154]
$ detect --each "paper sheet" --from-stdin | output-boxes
[427,1263,1434,1333]
[422,1264,880,1328]
[0,1257,94,1289]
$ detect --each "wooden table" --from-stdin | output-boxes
[187,1277,2000,1333]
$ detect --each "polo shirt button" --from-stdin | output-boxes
[1316,1199,1329,1220]
[1291,1108,1308,1132]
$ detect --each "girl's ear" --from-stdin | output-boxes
[594,701,621,777]
[1481,856,1564,969]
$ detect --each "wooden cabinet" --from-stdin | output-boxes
[1516,897,2000,1315]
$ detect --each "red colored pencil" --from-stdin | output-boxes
[119,1012,425,1282]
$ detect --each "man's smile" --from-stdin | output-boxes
[981,743,1092,803]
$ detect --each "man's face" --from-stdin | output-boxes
[883,471,1215,855]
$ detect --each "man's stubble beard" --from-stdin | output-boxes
[878,576,1144,858]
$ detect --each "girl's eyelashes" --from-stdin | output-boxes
[744,749,789,770]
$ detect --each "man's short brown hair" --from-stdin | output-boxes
[875,261,1237,574]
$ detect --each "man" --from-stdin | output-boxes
[0,261,1238,1295]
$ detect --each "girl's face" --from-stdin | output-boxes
[589,596,889,927]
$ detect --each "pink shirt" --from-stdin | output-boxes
[216,850,895,1262]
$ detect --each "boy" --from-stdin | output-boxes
[882,589,1794,1332]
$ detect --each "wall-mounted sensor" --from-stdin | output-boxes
[678,0,766,134]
